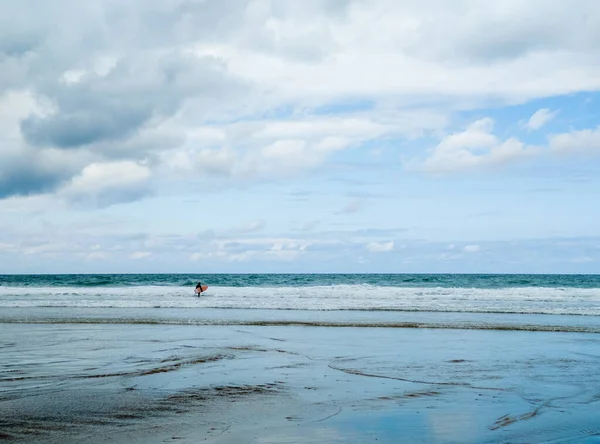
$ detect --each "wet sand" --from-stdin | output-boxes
[2,324,600,443]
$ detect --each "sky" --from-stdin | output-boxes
[1,0,600,274]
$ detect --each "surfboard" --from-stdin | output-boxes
[194,285,208,295]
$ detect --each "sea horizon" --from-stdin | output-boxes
[2,271,600,276]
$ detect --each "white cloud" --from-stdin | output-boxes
[163,111,436,181]
[191,236,310,263]
[130,251,151,260]
[23,243,66,256]
[409,118,542,174]
[406,120,600,175]
[227,220,267,234]
[60,70,86,85]
[0,91,52,138]
[435,252,463,261]
[569,256,595,263]
[295,220,320,232]
[85,252,106,261]
[227,139,325,178]
[68,161,150,191]
[524,108,557,130]
[366,241,394,253]
[549,126,600,154]
[60,161,152,206]
[59,56,118,85]
[0,243,15,252]
[210,0,600,104]
[254,117,389,140]
[226,249,302,262]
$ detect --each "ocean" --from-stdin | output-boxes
[2,274,600,443]
[2,273,600,329]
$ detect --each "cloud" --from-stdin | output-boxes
[2,0,600,205]
[569,256,594,263]
[524,108,557,130]
[130,251,151,260]
[407,118,542,174]
[60,161,152,206]
[3,206,600,273]
[20,52,244,149]
[212,1,600,103]
[163,111,432,182]
[0,1,251,202]
[336,198,365,214]
[405,119,600,175]
[549,126,600,154]
[366,241,394,253]
[85,252,106,261]
[0,90,87,197]
[227,220,267,234]
[403,1,598,65]
[191,236,311,263]
[463,244,481,253]
[294,220,320,232]
[253,117,390,140]
[0,148,85,198]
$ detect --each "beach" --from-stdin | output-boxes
[3,319,600,443]
[2,274,600,443]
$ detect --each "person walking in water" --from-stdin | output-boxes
[195,281,206,296]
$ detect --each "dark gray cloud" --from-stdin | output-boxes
[21,109,150,148]
[21,52,244,149]
[0,148,80,198]
[0,164,69,198]
[0,31,41,58]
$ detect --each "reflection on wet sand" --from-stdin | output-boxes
[2,324,600,443]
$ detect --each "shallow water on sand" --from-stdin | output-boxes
[2,323,600,443]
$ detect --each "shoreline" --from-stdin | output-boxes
[3,307,600,334]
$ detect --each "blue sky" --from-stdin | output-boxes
[1,0,600,273]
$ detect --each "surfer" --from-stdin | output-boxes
[195,281,205,296]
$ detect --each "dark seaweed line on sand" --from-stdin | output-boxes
[0,355,230,383]
[327,363,508,392]
[3,306,600,317]
[1,318,599,333]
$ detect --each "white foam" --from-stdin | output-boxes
[1,285,600,315]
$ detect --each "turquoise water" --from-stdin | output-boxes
[2,273,600,288]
